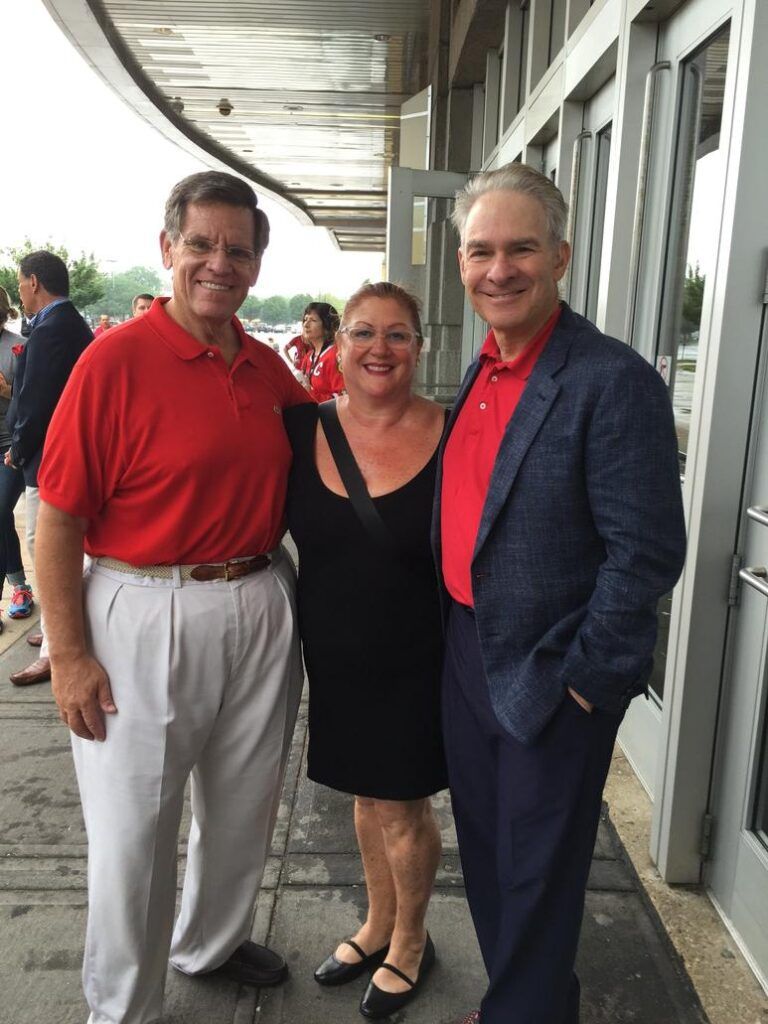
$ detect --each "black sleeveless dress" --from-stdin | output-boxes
[284,403,448,800]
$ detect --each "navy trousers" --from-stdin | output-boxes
[442,603,624,1024]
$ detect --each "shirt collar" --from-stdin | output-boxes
[28,297,69,329]
[479,305,562,380]
[146,297,258,364]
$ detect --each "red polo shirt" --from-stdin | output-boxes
[441,307,561,606]
[300,344,345,402]
[38,298,312,565]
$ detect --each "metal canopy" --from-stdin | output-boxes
[50,0,430,251]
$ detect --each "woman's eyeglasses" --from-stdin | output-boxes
[339,326,419,346]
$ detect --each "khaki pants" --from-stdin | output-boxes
[24,486,48,657]
[72,549,303,1024]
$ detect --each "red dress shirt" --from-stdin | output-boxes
[441,307,561,606]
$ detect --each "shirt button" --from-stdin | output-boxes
[207,351,214,358]
[491,375,498,383]
[479,402,487,410]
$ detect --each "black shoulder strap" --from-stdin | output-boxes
[318,400,399,554]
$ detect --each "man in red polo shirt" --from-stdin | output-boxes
[34,172,312,1024]
[436,164,686,1024]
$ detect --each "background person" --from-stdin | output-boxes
[0,287,32,633]
[298,300,344,401]
[283,332,308,368]
[34,170,311,1024]
[285,282,446,1021]
[131,293,154,317]
[6,251,93,686]
[437,163,686,1024]
[93,313,113,337]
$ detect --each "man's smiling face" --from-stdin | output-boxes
[160,201,260,326]
[458,189,569,357]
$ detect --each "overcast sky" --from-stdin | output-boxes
[2,0,383,299]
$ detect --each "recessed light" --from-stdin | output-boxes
[284,104,304,112]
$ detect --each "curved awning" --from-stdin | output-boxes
[43,0,430,251]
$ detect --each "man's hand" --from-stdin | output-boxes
[567,686,594,714]
[51,653,117,741]
[3,450,14,467]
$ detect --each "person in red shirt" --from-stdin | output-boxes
[92,313,113,336]
[283,332,308,368]
[34,171,311,1024]
[298,300,345,401]
[437,163,685,1024]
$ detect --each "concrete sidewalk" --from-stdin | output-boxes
[0,623,708,1024]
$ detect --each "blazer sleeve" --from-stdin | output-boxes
[9,323,78,468]
[559,359,687,711]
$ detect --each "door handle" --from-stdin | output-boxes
[624,61,671,347]
[565,130,593,302]
[739,566,768,599]
[747,506,768,527]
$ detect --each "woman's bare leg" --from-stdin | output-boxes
[333,796,396,963]
[370,797,441,992]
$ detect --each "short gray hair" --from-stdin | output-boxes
[164,171,270,255]
[452,162,568,248]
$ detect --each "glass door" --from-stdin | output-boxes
[707,301,768,986]
[618,2,732,796]
[387,167,469,399]
[566,77,614,320]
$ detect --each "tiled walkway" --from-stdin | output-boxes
[0,626,707,1024]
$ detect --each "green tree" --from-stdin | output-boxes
[239,295,263,321]
[316,292,346,315]
[87,266,164,319]
[260,295,289,325]
[681,263,705,337]
[0,240,106,311]
[288,293,313,320]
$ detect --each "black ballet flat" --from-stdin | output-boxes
[359,933,435,1019]
[314,938,390,987]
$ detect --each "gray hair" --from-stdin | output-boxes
[164,171,270,255]
[452,162,568,248]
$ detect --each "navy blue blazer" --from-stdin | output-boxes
[8,300,92,486]
[432,304,686,744]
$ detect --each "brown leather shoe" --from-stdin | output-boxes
[26,632,43,647]
[10,657,51,687]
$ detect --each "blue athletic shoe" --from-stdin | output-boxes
[8,585,34,619]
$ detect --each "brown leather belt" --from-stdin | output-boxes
[189,556,271,581]
[96,555,272,582]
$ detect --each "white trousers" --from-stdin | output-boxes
[72,550,303,1024]
[24,485,48,657]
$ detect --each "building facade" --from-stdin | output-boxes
[44,0,768,991]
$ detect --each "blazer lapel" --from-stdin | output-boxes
[472,323,575,558]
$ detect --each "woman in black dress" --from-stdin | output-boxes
[285,282,447,1020]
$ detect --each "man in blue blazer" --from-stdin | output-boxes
[435,164,686,1024]
[7,251,92,686]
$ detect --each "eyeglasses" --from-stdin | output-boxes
[179,234,258,265]
[339,326,420,346]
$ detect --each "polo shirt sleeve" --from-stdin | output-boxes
[38,353,125,520]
